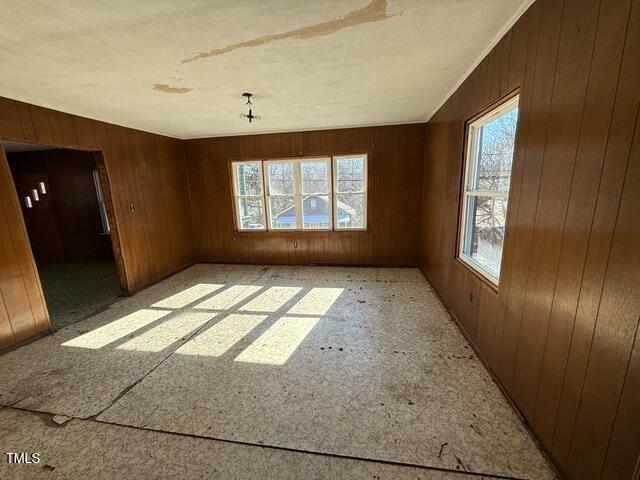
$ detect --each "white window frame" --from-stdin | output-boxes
[264,159,301,230]
[458,95,519,286]
[231,160,267,231]
[333,154,368,231]
[232,155,367,232]
[300,157,333,231]
[263,157,333,231]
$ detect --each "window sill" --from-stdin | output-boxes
[455,256,500,293]
[233,229,370,234]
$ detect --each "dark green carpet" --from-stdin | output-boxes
[37,262,123,331]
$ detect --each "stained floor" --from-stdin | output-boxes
[0,264,559,479]
[37,261,122,330]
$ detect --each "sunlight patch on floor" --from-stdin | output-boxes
[62,309,172,349]
[117,312,216,352]
[239,286,302,313]
[194,285,263,310]
[152,284,224,309]
[62,281,343,366]
[288,287,344,315]
[234,316,320,365]
[176,314,267,357]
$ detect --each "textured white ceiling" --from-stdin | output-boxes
[0,0,531,139]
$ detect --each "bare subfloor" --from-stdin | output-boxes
[37,261,122,330]
[0,264,559,479]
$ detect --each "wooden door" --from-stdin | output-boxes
[13,172,65,262]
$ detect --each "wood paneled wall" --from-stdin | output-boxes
[185,125,424,266]
[0,97,194,349]
[0,146,49,349]
[9,149,114,262]
[420,0,640,479]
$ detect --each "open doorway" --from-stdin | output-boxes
[2,140,125,331]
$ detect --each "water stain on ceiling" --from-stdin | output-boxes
[181,0,399,64]
[153,83,193,94]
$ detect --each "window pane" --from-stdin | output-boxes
[336,156,365,192]
[235,163,262,196]
[269,197,297,229]
[303,195,330,230]
[473,108,518,192]
[267,162,295,195]
[301,160,329,194]
[237,198,265,230]
[335,193,366,229]
[462,195,507,277]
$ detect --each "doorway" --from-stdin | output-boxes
[2,140,125,331]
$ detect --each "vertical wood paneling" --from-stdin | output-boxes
[0,147,48,342]
[185,125,424,266]
[420,0,640,478]
[567,80,640,480]
[0,98,194,349]
[0,98,24,140]
[510,0,601,420]
[497,0,565,391]
[602,324,640,480]
[28,105,55,145]
[0,294,14,350]
[491,2,541,378]
[533,0,634,448]
[0,199,36,343]
[553,0,640,472]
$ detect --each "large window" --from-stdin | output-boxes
[232,155,367,232]
[459,95,519,285]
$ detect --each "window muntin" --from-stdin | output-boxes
[232,155,367,232]
[333,155,367,230]
[459,95,519,285]
[232,161,266,231]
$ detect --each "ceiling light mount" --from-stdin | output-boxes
[240,92,260,123]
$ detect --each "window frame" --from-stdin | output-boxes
[333,154,368,231]
[263,158,302,231]
[231,160,267,232]
[231,154,368,232]
[458,94,519,287]
[300,157,333,231]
